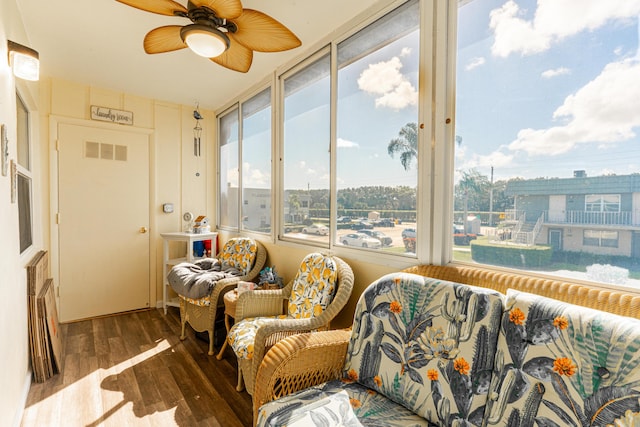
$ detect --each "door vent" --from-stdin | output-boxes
[85,141,100,159]
[85,142,127,161]
[115,145,127,161]
[100,143,114,160]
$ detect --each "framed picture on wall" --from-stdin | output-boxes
[1,124,7,176]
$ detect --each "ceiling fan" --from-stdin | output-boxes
[116,0,302,73]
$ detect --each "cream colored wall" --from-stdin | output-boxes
[0,2,44,426]
[41,78,217,309]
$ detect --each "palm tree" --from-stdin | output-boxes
[387,122,418,171]
[456,169,485,233]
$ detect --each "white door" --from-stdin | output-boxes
[58,123,150,322]
[548,195,566,222]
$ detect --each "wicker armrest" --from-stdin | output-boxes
[253,329,351,423]
[235,288,289,320]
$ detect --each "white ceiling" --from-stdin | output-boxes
[16,0,380,111]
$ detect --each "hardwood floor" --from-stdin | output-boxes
[21,307,253,427]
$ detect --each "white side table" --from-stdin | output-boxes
[160,231,218,314]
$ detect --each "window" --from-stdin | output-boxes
[584,230,618,248]
[281,53,331,244]
[218,108,239,229]
[454,0,640,286]
[219,88,273,233]
[586,195,620,213]
[16,93,32,253]
[336,0,420,253]
[242,88,272,233]
[279,1,422,256]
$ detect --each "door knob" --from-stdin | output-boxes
[139,227,148,233]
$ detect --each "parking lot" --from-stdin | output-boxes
[286,223,416,251]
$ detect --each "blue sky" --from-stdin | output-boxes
[241,0,640,192]
[456,0,640,182]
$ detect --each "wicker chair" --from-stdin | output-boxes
[226,252,354,396]
[179,238,266,356]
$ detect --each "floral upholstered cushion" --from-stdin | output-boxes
[287,253,337,319]
[487,289,640,427]
[228,315,288,359]
[343,272,504,426]
[179,294,211,307]
[256,379,430,427]
[219,238,257,275]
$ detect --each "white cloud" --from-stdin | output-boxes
[400,47,412,57]
[337,138,359,148]
[459,147,514,170]
[490,0,640,57]
[466,57,486,71]
[358,56,418,110]
[243,162,269,187]
[298,160,306,169]
[508,58,640,156]
[541,67,570,79]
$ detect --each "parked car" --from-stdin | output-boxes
[373,218,395,227]
[302,223,329,235]
[401,228,416,252]
[351,220,374,230]
[341,233,382,249]
[453,224,476,245]
[337,216,352,223]
[359,229,392,246]
[401,228,416,239]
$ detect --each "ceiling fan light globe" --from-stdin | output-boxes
[181,25,230,58]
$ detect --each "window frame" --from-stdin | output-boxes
[217,82,275,236]
[583,229,619,248]
[585,194,621,213]
[16,90,34,255]
[272,0,437,269]
[212,0,441,269]
[277,46,332,248]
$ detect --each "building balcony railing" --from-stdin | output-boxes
[544,210,638,226]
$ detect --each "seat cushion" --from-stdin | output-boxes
[219,238,258,276]
[228,315,288,359]
[179,294,212,307]
[287,253,337,319]
[488,289,640,427]
[256,379,429,427]
[343,272,505,425]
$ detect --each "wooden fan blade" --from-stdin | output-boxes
[115,0,187,16]
[210,35,253,72]
[189,0,242,19]
[144,26,187,53]
[231,9,301,53]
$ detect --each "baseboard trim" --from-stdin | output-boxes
[13,370,32,427]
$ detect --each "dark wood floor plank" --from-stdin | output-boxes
[21,307,253,427]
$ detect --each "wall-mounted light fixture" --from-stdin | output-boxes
[7,40,39,81]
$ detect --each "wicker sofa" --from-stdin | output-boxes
[254,264,640,426]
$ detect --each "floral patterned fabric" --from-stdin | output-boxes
[343,273,504,425]
[287,253,337,319]
[257,272,505,427]
[228,253,338,360]
[228,315,288,359]
[257,379,430,427]
[219,237,257,276]
[488,289,640,427]
[180,294,212,307]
